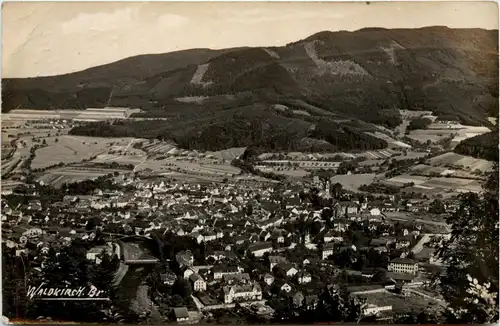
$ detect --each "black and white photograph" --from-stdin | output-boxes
[1,1,499,324]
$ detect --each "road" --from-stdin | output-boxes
[191,294,205,311]
[411,233,434,254]
[137,285,152,312]
[112,262,129,287]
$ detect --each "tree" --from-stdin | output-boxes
[331,182,343,199]
[2,248,32,320]
[429,199,445,214]
[170,294,184,307]
[245,203,253,216]
[314,284,366,323]
[436,164,499,323]
[86,216,102,231]
[24,245,114,322]
[172,278,192,298]
[408,117,432,131]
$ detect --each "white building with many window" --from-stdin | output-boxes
[388,258,418,275]
[223,282,262,304]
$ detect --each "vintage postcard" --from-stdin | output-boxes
[1,1,498,324]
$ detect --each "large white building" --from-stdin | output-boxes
[223,282,262,304]
[388,258,418,275]
[248,242,273,257]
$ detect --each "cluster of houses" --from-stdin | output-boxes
[1,175,452,322]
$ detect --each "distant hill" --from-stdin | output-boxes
[3,26,498,152]
[2,47,245,110]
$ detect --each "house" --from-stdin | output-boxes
[322,242,335,260]
[207,250,238,261]
[160,272,177,285]
[223,282,262,304]
[333,220,348,233]
[297,272,312,284]
[248,242,273,257]
[361,268,376,278]
[22,227,43,238]
[233,235,247,245]
[16,248,29,257]
[192,233,204,244]
[213,265,241,280]
[86,243,113,264]
[370,238,390,247]
[263,273,274,286]
[172,307,190,322]
[304,295,319,309]
[395,237,411,249]
[277,281,292,293]
[223,273,251,285]
[324,231,343,244]
[275,263,298,277]
[387,272,415,283]
[388,258,418,275]
[363,304,392,316]
[189,273,206,292]
[203,232,217,242]
[269,256,287,270]
[183,268,196,279]
[292,291,305,307]
[335,201,359,216]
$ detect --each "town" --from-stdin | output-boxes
[2,8,498,323]
[2,109,478,324]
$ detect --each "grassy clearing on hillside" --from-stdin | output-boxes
[427,152,493,172]
[32,136,138,169]
[37,167,117,188]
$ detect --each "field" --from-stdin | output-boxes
[134,157,241,177]
[390,151,428,161]
[408,124,491,144]
[2,108,139,121]
[37,166,124,188]
[384,174,429,185]
[141,141,177,154]
[259,148,400,161]
[255,166,310,178]
[410,164,483,179]
[91,153,146,165]
[358,291,442,314]
[330,173,377,191]
[206,147,247,161]
[426,152,493,172]
[32,136,143,169]
[382,173,483,193]
[365,131,411,149]
[157,171,229,183]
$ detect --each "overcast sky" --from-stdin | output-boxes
[2,1,498,78]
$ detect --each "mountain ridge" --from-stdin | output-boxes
[2,27,498,152]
